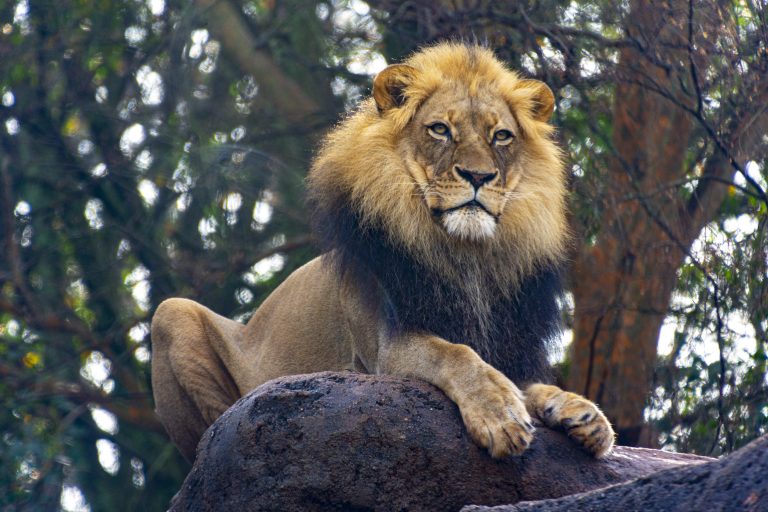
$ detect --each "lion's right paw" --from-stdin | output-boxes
[458,369,535,459]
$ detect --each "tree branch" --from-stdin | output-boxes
[194,0,321,121]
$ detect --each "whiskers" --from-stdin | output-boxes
[504,190,535,202]
[416,183,441,199]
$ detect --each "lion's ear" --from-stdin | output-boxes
[519,79,555,122]
[373,64,418,111]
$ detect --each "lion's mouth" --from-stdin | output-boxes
[442,200,495,217]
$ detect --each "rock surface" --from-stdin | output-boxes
[169,372,710,512]
[463,434,768,512]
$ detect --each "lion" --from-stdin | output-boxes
[151,42,615,463]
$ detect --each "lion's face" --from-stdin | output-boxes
[402,85,524,241]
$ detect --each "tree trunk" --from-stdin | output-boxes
[569,0,696,446]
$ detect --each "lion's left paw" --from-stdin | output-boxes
[526,384,614,458]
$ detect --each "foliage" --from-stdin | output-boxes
[0,0,364,508]
[0,0,765,509]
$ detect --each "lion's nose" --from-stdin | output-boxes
[455,167,498,190]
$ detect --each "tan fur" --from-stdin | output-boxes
[151,43,614,462]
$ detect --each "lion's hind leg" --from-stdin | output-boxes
[151,298,245,461]
[525,383,615,458]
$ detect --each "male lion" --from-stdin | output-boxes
[151,42,615,462]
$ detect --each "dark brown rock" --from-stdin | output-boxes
[169,372,710,512]
[463,434,768,512]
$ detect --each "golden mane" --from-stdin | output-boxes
[308,42,568,288]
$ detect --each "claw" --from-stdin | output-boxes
[501,425,517,450]
[485,423,494,456]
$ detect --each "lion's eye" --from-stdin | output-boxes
[428,122,451,139]
[493,129,514,144]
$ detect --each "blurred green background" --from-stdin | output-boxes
[1,0,766,509]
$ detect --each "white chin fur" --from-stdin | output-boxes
[441,208,496,241]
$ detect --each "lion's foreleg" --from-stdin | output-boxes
[378,336,535,458]
[524,383,615,458]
